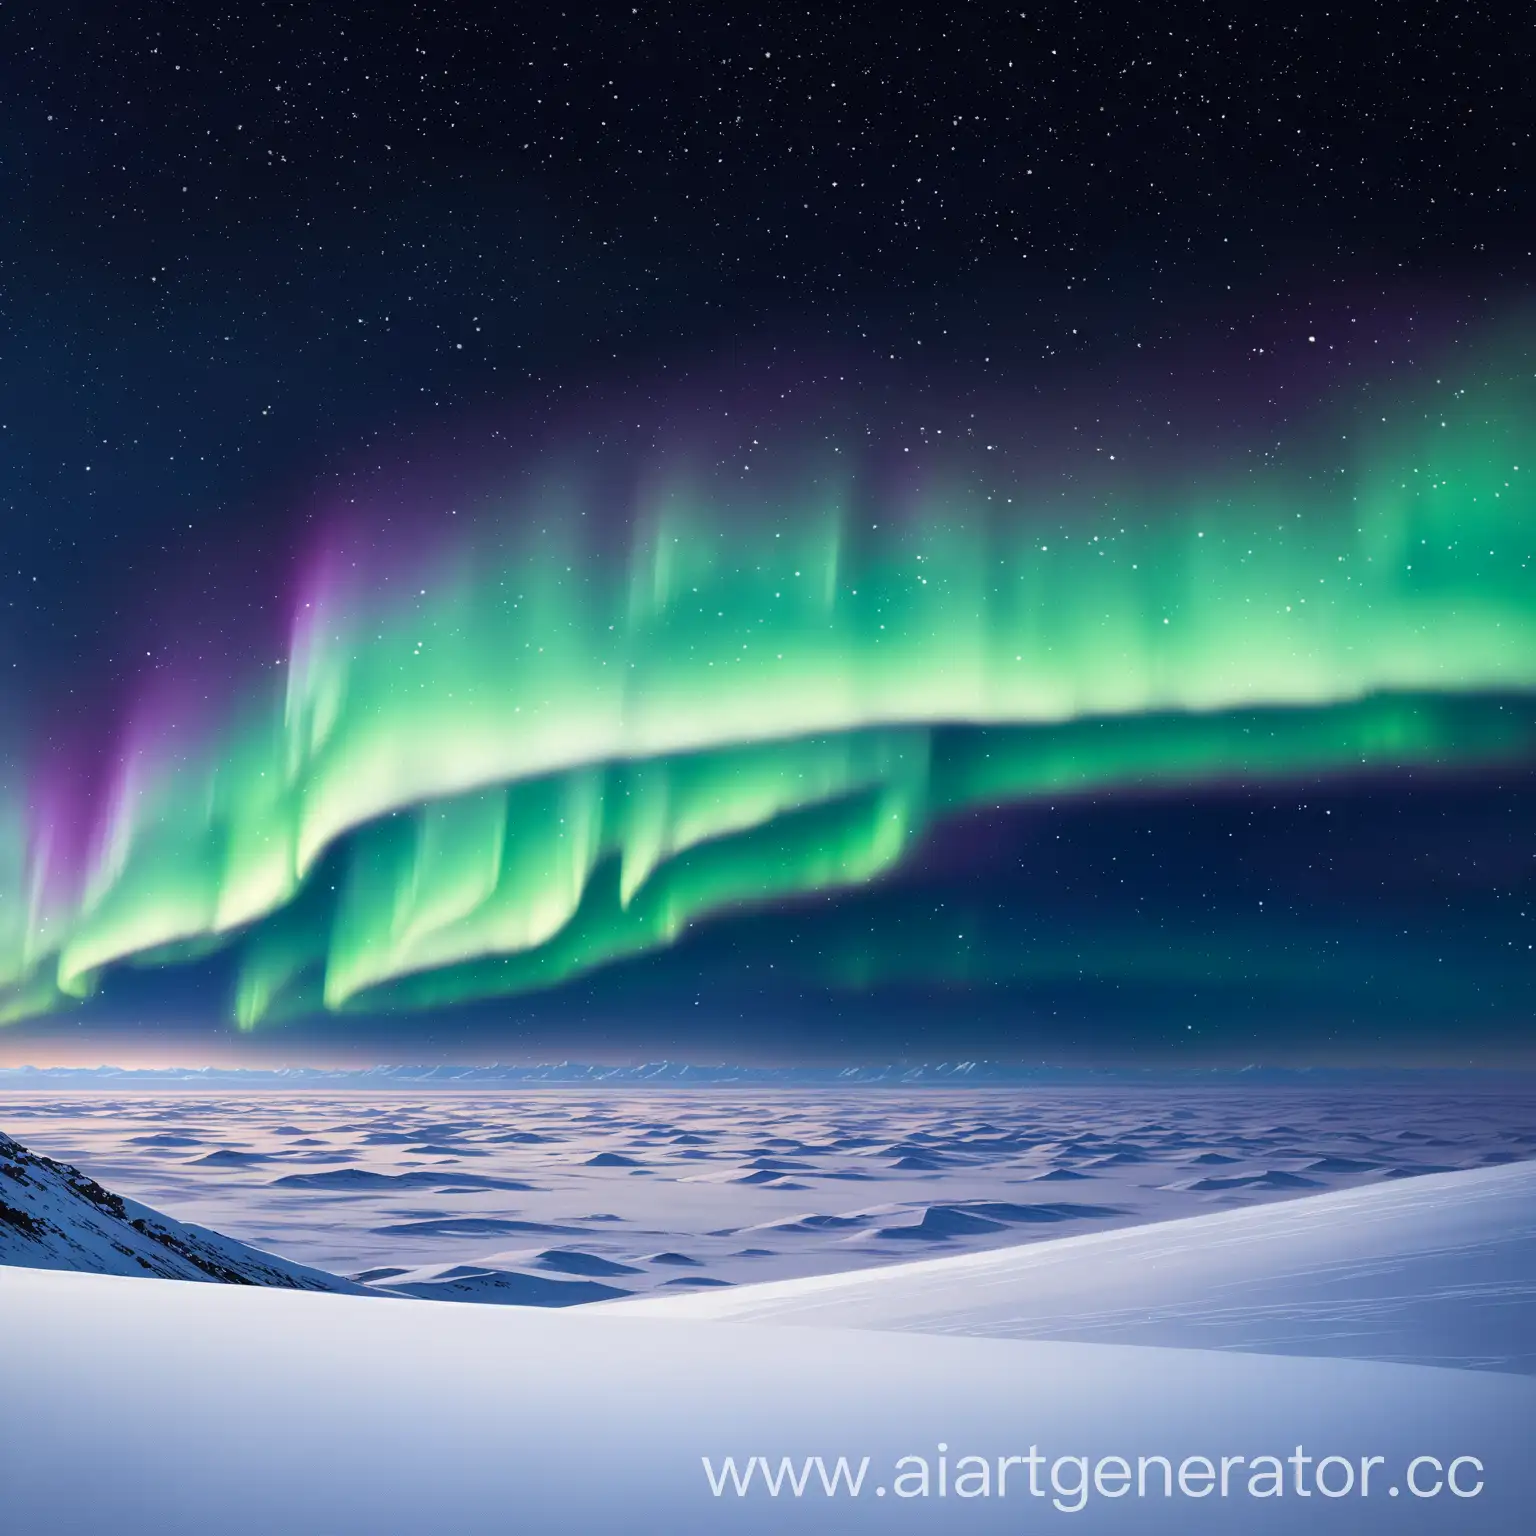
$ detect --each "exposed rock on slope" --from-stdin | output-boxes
[0,1128,367,1292]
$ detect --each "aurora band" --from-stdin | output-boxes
[2,329,1533,1026]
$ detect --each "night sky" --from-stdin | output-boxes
[1,2,1534,1065]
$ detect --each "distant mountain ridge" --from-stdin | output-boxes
[0,1128,368,1291]
[3,1061,1527,1090]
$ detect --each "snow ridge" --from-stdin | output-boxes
[0,1128,366,1293]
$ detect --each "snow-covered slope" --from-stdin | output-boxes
[0,1127,368,1292]
[4,1156,1536,1531]
[604,1158,1536,1372]
[2,1263,1533,1534]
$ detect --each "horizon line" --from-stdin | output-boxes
[4,1060,1534,1085]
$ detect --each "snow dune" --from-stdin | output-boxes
[2,1261,1533,1534]
[607,1159,1536,1373]
[3,1149,1536,1531]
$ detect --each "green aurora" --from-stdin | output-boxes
[3,327,1533,1031]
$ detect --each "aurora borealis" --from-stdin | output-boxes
[4,3,1535,1063]
[2,318,1533,1048]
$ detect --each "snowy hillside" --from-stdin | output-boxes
[607,1158,1536,1372]
[3,1142,1536,1531]
[3,1262,1534,1534]
[0,1127,367,1292]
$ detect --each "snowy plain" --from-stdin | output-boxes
[2,1086,1535,1534]
[610,1157,1536,1372]
[1,1235,1533,1535]
[2,1084,1530,1302]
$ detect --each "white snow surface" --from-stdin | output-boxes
[606,1158,1536,1373]
[2,1143,1535,1532]
[2,1261,1534,1535]
[3,1085,1530,1301]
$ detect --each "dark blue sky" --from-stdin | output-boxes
[1,2,1533,1064]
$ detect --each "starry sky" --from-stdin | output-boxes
[1,2,1534,1066]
